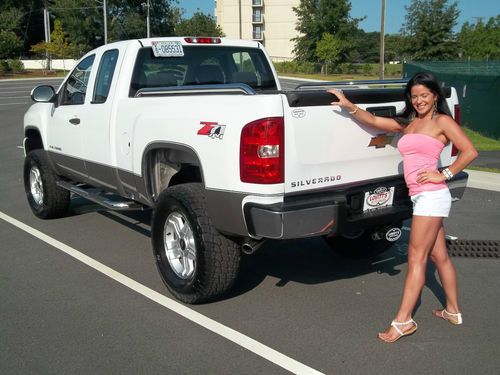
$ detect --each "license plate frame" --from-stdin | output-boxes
[151,41,184,57]
[363,186,395,211]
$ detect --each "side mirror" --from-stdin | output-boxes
[31,85,56,103]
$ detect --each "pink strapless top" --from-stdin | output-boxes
[397,133,447,196]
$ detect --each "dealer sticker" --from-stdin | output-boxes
[363,186,395,211]
[151,41,184,57]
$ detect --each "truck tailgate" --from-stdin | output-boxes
[282,90,404,194]
[281,89,455,195]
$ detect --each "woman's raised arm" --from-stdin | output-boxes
[328,88,404,133]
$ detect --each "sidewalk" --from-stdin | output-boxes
[465,169,500,192]
[465,151,500,192]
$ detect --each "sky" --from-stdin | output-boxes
[178,0,499,34]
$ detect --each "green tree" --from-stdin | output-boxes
[292,0,361,62]
[0,1,45,58]
[0,31,23,58]
[174,11,224,37]
[315,33,343,74]
[0,7,24,58]
[401,0,459,60]
[458,16,500,60]
[50,0,103,54]
[50,0,177,55]
[385,34,410,62]
[349,30,380,63]
[31,19,77,66]
[107,0,177,41]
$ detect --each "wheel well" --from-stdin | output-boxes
[145,147,203,201]
[24,129,44,154]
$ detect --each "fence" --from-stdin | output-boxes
[403,61,500,139]
[21,59,78,71]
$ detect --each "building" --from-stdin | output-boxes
[215,0,300,61]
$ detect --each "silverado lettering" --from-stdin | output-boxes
[291,175,342,188]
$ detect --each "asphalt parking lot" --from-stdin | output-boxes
[1,78,499,374]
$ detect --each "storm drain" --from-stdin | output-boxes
[446,240,500,258]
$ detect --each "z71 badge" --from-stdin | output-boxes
[197,121,226,139]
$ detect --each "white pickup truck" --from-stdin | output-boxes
[23,37,467,303]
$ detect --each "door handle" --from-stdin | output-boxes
[69,118,80,125]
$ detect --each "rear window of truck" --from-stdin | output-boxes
[129,45,277,97]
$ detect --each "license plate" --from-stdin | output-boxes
[151,41,184,57]
[363,186,395,211]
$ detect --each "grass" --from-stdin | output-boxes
[462,128,500,173]
[0,70,67,79]
[463,127,500,151]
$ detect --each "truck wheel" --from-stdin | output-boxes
[152,183,241,304]
[24,150,70,219]
[324,223,402,259]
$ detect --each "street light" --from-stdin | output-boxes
[142,0,151,38]
[103,0,107,44]
[147,0,150,38]
[379,0,386,80]
[96,0,108,44]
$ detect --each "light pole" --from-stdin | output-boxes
[43,0,51,70]
[103,0,107,44]
[379,0,386,80]
[96,0,108,44]
[146,0,150,38]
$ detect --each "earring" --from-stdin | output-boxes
[432,101,437,119]
[409,110,416,122]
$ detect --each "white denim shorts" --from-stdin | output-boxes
[411,188,452,217]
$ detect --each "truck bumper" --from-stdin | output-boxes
[244,172,469,240]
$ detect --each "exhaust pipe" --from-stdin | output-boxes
[241,238,266,255]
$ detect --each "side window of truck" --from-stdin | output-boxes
[230,52,259,86]
[92,49,119,104]
[60,55,95,106]
[228,50,277,90]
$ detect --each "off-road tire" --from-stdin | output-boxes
[24,150,70,219]
[151,183,241,304]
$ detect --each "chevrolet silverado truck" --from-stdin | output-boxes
[23,37,468,303]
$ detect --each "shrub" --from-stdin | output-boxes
[0,60,10,73]
[8,59,24,72]
[361,63,375,76]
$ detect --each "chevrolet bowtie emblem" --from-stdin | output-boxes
[368,134,394,148]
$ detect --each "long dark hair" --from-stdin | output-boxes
[397,72,452,124]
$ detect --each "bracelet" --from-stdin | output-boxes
[442,167,454,180]
[349,106,359,115]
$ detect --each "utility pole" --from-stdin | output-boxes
[103,0,108,44]
[146,0,151,38]
[379,0,386,80]
[43,1,51,70]
[238,0,242,38]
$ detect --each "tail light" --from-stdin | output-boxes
[184,37,221,44]
[240,117,284,184]
[452,104,461,156]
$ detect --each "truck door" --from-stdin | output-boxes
[80,48,122,193]
[48,55,95,182]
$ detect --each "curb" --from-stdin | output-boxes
[465,169,500,192]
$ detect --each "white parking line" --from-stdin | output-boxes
[0,102,29,106]
[0,211,324,375]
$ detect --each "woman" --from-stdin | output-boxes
[328,72,478,343]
